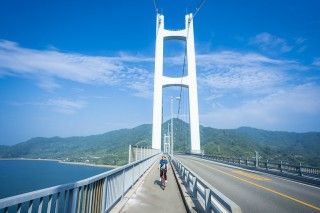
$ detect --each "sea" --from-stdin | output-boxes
[0,159,111,199]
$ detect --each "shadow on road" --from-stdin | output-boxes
[154,180,165,190]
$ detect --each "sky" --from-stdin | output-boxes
[0,0,320,145]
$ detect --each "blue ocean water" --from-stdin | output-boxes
[0,160,110,199]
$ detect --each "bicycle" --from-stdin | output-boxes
[160,168,167,190]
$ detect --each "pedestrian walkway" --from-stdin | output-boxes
[120,159,186,213]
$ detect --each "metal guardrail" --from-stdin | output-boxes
[172,157,242,213]
[128,145,159,163]
[188,153,320,179]
[0,152,160,213]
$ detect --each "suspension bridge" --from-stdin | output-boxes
[1,2,320,213]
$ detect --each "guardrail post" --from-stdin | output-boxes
[299,163,303,176]
[132,164,135,186]
[279,161,283,172]
[192,177,197,198]
[184,170,188,183]
[140,147,143,160]
[128,145,132,164]
[38,197,44,213]
[122,169,125,199]
[88,184,93,212]
[101,178,107,213]
[134,147,137,162]
[204,188,211,212]
[144,147,146,159]
[255,151,259,168]
[141,147,144,159]
[28,200,33,213]
[63,190,70,213]
[54,192,60,213]
[47,194,53,213]
[68,188,78,213]
[139,157,142,176]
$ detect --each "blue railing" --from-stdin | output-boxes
[0,151,160,213]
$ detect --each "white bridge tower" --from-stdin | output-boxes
[152,13,201,154]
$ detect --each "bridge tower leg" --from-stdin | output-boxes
[152,13,201,154]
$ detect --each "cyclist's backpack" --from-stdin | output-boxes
[160,160,167,169]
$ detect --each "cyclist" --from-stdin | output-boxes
[159,155,168,186]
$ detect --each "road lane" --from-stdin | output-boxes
[176,155,320,213]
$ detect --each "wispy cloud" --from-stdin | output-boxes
[45,99,86,114]
[1,39,319,131]
[194,50,319,131]
[249,32,292,53]
[313,58,320,67]
[36,77,61,92]
[200,84,320,132]
[196,51,306,92]
[8,98,87,114]
[1,40,311,99]
[0,40,153,98]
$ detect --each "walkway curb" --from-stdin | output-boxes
[170,157,200,213]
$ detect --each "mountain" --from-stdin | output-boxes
[0,119,319,167]
[199,126,320,167]
[0,125,152,166]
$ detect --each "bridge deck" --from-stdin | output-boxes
[177,155,320,213]
[119,159,186,213]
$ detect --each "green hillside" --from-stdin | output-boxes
[0,119,319,167]
[0,125,152,166]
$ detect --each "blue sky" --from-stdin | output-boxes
[1,0,320,145]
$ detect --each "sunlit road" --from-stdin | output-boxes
[176,155,320,213]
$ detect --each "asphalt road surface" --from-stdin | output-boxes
[176,155,320,213]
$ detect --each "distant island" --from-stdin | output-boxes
[0,119,319,167]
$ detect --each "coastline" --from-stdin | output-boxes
[59,161,119,168]
[0,158,119,169]
[0,158,59,162]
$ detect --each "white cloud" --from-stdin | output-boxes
[200,84,320,132]
[194,51,319,131]
[250,32,292,53]
[1,40,319,131]
[8,98,87,114]
[0,40,120,84]
[7,98,87,114]
[37,77,61,92]
[45,99,86,114]
[0,40,313,104]
[0,40,153,98]
[313,58,320,67]
[196,51,306,92]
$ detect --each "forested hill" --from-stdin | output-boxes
[0,124,152,166]
[0,119,319,166]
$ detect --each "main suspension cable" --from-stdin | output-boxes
[153,0,159,13]
[192,0,208,20]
